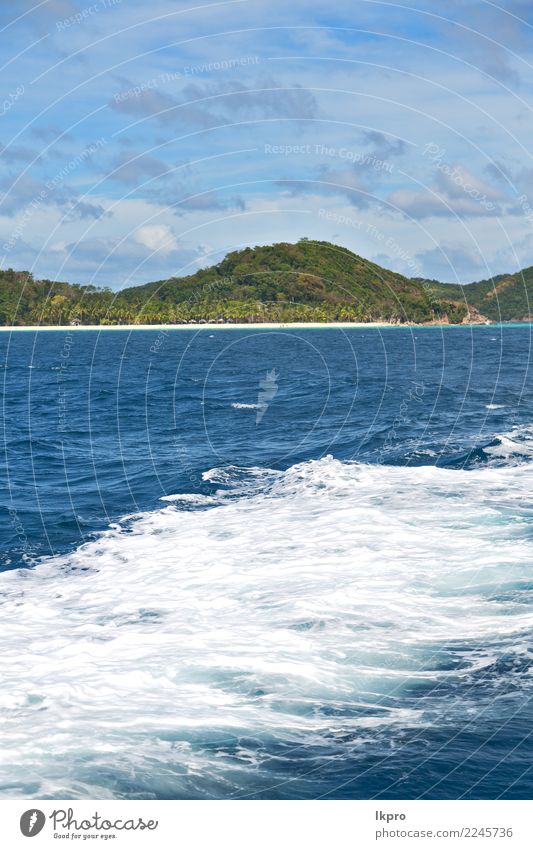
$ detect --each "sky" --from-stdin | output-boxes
[1,0,533,288]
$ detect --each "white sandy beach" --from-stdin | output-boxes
[0,321,396,331]
[0,320,499,331]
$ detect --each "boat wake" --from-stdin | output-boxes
[1,438,532,799]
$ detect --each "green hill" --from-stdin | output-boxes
[426,267,533,322]
[11,238,533,325]
[0,240,468,326]
[117,239,467,324]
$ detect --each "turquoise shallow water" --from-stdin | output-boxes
[0,325,532,799]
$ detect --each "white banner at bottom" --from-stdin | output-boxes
[0,799,530,849]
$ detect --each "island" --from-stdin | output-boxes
[0,238,531,327]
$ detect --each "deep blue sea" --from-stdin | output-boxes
[1,325,532,800]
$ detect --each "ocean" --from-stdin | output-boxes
[0,325,532,800]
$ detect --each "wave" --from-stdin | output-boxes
[0,450,532,798]
[416,424,533,470]
[159,493,219,505]
[482,424,533,464]
[231,402,260,410]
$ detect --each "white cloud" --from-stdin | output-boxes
[134,224,178,253]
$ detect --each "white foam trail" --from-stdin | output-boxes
[0,456,532,798]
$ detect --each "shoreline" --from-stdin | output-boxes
[0,321,510,332]
[0,321,389,331]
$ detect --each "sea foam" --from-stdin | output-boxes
[0,455,532,798]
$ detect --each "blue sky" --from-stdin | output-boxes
[1,0,533,288]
